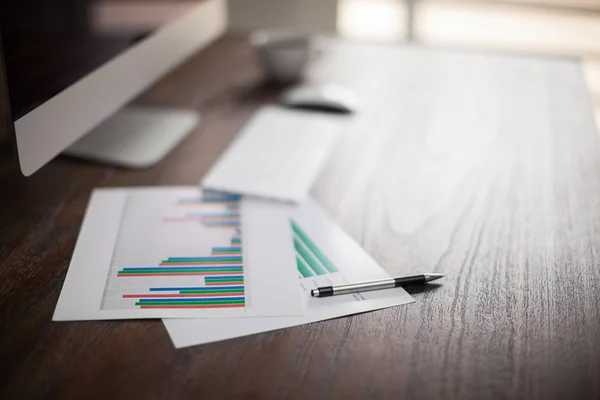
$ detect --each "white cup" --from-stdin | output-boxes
[250,30,312,83]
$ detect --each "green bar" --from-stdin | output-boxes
[206,279,244,283]
[137,298,245,303]
[180,290,244,294]
[162,259,242,263]
[121,267,243,271]
[178,288,244,292]
[291,221,338,273]
[294,237,327,275]
[206,276,244,280]
[120,268,243,271]
[119,269,243,274]
[137,299,245,304]
[136,301,245,306]
[206,277,244,280]
[296,256,313,278]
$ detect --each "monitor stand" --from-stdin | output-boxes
[64,107,200,168]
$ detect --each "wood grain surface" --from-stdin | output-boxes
[2,36,600,399]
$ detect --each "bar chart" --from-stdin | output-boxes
[162,198,414,348]
[289,213,373,307]
[101,191,248,311]
[53,186,305,321]
[292,220,339,279]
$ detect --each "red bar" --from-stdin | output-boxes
[206,281,244,286]
[211,252,242,256]
[118,272,243,277]
[139,304,245,309]
[123,293,244,298]
[159,262,243,266]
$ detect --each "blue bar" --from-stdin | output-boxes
[203,221,240,226]
[212,247,242,252]
[235,228,242,234]
[179,194,241,203]
[178,198,236,204]
[139,297,245,302]
[150,286,245,291]
[122,266,243,271]
[202,193,242,201]
[199,199,240,203]
[167,256,242,261]
[205,275,244,280]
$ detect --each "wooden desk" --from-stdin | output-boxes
[2,36,600,399]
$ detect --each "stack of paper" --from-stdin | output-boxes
[53,107,415,348]
[164,197,414,348]
[53,188,305,321]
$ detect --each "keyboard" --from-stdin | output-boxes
[202,106,347,202]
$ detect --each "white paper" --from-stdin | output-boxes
[53,187,304,321]
[163,199,414,348]
[202,106,347,202]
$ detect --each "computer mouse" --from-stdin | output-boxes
[280,84,358,114]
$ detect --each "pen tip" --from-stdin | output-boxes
[424,273,445,282]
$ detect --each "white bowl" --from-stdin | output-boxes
[250,30,312,83]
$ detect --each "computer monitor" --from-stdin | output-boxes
[0,0,226,176]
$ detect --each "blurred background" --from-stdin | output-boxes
[231,0,600,129]
[88,0,600,129]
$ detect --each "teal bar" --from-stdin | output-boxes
[293,238,326,275]
[291,221,338,273]
[296,256,313,278]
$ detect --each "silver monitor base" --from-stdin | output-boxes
[64,107,200,168]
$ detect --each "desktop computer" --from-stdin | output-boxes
[0,0,227,176]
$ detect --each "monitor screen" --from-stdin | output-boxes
[0,0,194,120]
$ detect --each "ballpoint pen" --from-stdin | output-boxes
[310,273,444,297]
